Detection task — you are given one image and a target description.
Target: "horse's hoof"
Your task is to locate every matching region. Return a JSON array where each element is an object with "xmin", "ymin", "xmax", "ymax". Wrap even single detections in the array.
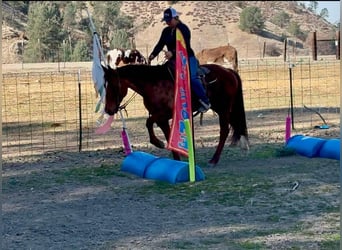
[
  {"xmin": 155, "ymin": 144, "xmax": 165, "ymax": 149},
  {"xmin": 240, "ymin": 136, "xmax": 250, "ymax": 150},
  {"xmin": 151, "ymin": 140, "xmax": 165, "ymax": 149},
  {"xmin": 207, "ymin": 161, "xmax": 217, "ymax": 168}
]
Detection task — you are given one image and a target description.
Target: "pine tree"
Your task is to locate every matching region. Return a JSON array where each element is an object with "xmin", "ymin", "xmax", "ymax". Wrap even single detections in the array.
[
  {"xmin": 24, "ymin": 2, "xmax": 65, "ymax": 62},
  {"xmin": 72, "ymin": 40, "xmax": 90, "ymax": 62},
  {"xmin": 239, "ymin": 6, "xmax": 265, "ymax": 34},
  {"xmin": 91, "ymin": 2, "xmax": 134, "ymax": 49},
  {"xmin": 62, "ymin": 2, "xmax": 79, "ymax": 61},
  {"xmin": 272, "ymin": 11, "xmax": 290, "ymax": 29}
]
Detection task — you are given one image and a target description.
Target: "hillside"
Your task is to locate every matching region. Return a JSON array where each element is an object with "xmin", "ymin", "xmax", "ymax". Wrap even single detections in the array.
[
  {"xmin": 121, "ymin": 1, "xmax": 337, "ymax": 59},
  {"xmin": 2, "ymin": 1, "xmax": 338, "ymax": 63}
]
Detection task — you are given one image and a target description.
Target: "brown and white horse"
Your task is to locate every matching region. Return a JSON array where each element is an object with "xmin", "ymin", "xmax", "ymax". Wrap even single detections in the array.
[
  {"xmin": 106, "ymin": 48, "xmax": 147, "ymax": 68},
  {"xmin": 106, "ymin": 48, "xmax": 125, "ymax": 69},
  {"xmin": 123, "ymin": 49, "xmax": 147, "ymax": 64}
]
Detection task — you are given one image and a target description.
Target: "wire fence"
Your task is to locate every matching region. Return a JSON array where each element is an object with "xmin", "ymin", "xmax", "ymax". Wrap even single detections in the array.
[{"xmin": 2, "ymin": 57, "xmax": 340, "ymax": 159}]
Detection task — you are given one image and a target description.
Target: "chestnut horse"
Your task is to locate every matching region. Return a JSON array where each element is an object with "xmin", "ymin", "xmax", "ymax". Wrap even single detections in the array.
[
  {"xmin": 196, "ymin": 44, "xmax": 239, "ymax": 72},
  {"xmin": 102, "ymin": 63, "xmax": 249, "ymax": 166}
]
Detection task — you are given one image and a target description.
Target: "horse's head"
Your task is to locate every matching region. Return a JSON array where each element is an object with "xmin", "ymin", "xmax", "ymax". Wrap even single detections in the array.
[
  {"xmin": 132, "ymin": 49, "xmax": 147, "ymax": 64},
  {"xmin": 122, "ymin": 49, "xmax": 131, "ymax": 63},
  {"xmin": 102, "ymin": 65, "xmax": 128, "ymax": 116},
  {"xmin": 106, "ymin": 48, "xmax": 125, "ymax": 69},
  {"xmin": 116, "ymin": 49, "xmax": 125, "ymax": 65},
  {"xmin": 122, "ymin": 49, "xmax": 147, "ymax": 64}
]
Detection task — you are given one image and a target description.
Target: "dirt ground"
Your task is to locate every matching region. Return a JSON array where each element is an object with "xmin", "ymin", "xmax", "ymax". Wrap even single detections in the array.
[{"xmin": 2, "ymin": 121, "xmax": 340, "ymax": 249}]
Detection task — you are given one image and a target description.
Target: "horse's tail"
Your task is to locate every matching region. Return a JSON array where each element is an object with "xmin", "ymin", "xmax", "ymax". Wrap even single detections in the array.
[{"xmin": 230, "ymin": 70, "xmax": 248, "ymax": 148}]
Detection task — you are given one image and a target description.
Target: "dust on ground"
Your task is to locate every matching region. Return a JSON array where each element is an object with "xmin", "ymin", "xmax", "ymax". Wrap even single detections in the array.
[{"xmin": 2, "ymin": 124, "xmax": 340, "ymax": 249}]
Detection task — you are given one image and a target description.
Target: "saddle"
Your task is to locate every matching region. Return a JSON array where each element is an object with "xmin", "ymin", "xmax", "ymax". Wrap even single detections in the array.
[
  {"xmin": 197, "ymin": 66, "xmax": 217, "ymax": 87},
  {"xmin": 164, "ymin": 61, "xmax": 215, "ymax": 118},
  {"xmin": 165, "ymin": 61, "xmax": 216, "ymax": 88}
]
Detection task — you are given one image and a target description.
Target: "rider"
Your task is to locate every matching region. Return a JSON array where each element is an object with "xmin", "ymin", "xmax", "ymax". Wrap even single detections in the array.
[{"xmin": 147, "ymin": 7, "xmax": 211, "ymax": 113}]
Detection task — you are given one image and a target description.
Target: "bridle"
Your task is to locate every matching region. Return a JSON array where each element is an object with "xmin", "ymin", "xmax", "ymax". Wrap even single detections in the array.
[
  {"xmin": 108, "ymin": 69, "xmax": 137, "ymax": 116},
  {"xmin": 118, "ymin": 91, "xmax": 137, "ymax": 115}
]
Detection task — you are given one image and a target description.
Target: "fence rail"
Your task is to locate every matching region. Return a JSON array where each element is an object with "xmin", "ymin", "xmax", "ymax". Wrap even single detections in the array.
[{"xmin": 2, "ymin": 57, "xmax": 340, "ymax": 159}]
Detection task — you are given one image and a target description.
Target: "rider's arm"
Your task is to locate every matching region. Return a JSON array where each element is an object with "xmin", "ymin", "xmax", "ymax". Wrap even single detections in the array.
[{"xmin": 148, "ymin": 28, "xmax": 169, "ymax": 61}]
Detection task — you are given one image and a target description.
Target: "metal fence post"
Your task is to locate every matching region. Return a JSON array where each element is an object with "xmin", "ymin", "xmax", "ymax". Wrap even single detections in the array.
[
  {"xmin": 289, "ymin": 63, "xmax": 295, "ymax": 130},
  {"xmin": 78, "ymin": 69, "xmax": 82, "ymax": 152}
]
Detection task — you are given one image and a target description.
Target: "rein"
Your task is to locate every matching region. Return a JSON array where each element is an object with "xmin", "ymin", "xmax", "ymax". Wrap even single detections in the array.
[
  {"xmin": 117, "ymin": 91, "xmax": 136, "ymax": 123},
  {"xmin": 115, "ymin": 69, "xmax": 138, "ymax": 115},
  {"xmin": 119, "ymin": 91, "xmax": 137, "ymax": 110},
  {"xmin": 167, "ymin": 65, "xmax": 175, "ymax": 82}
]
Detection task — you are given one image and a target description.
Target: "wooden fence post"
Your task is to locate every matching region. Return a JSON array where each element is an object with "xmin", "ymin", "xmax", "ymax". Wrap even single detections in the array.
[
  {"xmin": 283, "ymin": 39, "xmax": 287, "ymax": 62},
  {"xmin": 336, "ymin": 30, "xmax": 340, "ymax": 60},
  {"xmin": 312, "ymin": 31, "xmax": 317, "ymax": 61}
]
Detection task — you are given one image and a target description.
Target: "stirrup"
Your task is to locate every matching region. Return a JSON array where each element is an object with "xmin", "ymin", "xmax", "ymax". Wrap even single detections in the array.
[{"xmin": 198, "ymin": 99, "xmax": 211, "ymax": 113}]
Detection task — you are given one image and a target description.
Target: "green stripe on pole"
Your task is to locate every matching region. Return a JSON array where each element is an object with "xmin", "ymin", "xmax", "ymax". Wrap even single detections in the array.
[{"xmin": 184, "ymin": 119, "xmax": 195, "ymax": 182}]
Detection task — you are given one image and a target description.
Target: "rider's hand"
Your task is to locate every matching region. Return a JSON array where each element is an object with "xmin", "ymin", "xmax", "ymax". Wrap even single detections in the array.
[{"xmin": 164, "ymin": 51, "xmax": 173, "ymax": 60}]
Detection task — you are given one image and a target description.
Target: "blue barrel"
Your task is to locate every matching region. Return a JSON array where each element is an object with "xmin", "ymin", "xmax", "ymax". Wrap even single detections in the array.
[
  {"xmin": 286, "ymin": 135, "xmax": 327, "ymax": 158},
  {"xmin": 121, "ymin": 151, "xmax": 205, "ymax": 183},
  {"xmin": 121, "ymin": 151, "xmax": 157, "ymax": 178},
  {"xmin": 318, "ymin": 139, "xmax": 340, "ymax": 160},
  {"xmin": 143, "ymin": 157, "xmax": 205, "ymax": 183}
]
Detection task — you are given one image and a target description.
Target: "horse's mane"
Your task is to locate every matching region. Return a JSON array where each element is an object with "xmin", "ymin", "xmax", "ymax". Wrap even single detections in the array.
[{"xmin": 116, "ymin": 64, "xmax": 173, "ymax": 82}]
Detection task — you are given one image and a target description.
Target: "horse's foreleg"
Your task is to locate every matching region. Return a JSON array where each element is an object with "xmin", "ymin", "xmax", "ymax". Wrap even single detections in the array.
[
  {"xmin": 209, "ymin": 114, "xmax": 230, "ymax": 166},
  {"xmin": 156, "ymin": 120, "xmax": 181, "ymax": 161},
  {"xmin": 171, "ymin": 150, "xmax": 181, "ymax": 161},
  {"xmin": 146, "ymin": 116, "xmax": 165, "ymax": 148}
]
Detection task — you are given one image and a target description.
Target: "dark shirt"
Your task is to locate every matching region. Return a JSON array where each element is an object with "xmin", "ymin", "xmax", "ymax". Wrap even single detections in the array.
[{"xmin": 149, "ymin": 21, "xmax": 195, "ymax": 61}]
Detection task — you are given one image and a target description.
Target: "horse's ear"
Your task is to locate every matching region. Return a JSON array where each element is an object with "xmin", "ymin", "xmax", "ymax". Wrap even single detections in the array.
[
  {"xmin": 102, "ymin": 64, "xmax": 114, "ymax": 71},
  {"xmin": 102, "ymin": 65, "xmax": 116, "ymax": 74},
  {"xmin": 102, "ymin": 65, "xmax": 108, "ymax": 73}
]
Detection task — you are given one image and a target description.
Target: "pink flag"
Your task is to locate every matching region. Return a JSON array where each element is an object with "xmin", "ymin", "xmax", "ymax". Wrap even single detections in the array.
[
  {"xmin": 95, "ymin": 115, "xmax": 114, "ymax": 134},
  {"xmin": 167, "ymin": 29, "xmax": 193, "ymax": 157}
]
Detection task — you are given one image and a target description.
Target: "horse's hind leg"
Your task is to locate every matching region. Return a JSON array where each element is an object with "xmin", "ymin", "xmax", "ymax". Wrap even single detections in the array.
[
  {"xmin": 146, "ymin": 116, "xmax": 164, "ymax": 148},
  {"xmin": 209, "ymin": 113, "xmax": 230, "ymax": 166}
]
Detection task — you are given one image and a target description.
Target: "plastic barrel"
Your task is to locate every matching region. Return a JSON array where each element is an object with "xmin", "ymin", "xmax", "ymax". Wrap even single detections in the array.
[
  {"xmin": 143, "ymin": 157, "xmax": 205, "ymax": 184},
  {"xmin": 121, "ymin": 151, "xmax": 205, "ymax": 183},
  {"xmin": 121, "ymin": 151, "xmax": 157, "ymax": 177},
  {"xmin": 318, "ymin": 139, "xmax": 340, "ymax": 160},
  {"xmin": 286, "ymin": 135, "xmax": 327, "ymax": 158}
]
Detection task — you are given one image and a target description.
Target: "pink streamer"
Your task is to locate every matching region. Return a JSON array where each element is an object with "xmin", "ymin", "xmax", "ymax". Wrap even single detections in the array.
[
  {"xmin": 121, "ymin": 128, "xmax": 132, "ymax": 155},
  {"xmin": 95, "ymin": 115, "xmax": 114, "ymax": 134}
]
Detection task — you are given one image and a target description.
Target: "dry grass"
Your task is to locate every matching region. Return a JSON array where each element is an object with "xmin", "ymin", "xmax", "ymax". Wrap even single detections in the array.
[{"xmin": 3, "ymin": 58, "xmax": 340, "ymax": 115}]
